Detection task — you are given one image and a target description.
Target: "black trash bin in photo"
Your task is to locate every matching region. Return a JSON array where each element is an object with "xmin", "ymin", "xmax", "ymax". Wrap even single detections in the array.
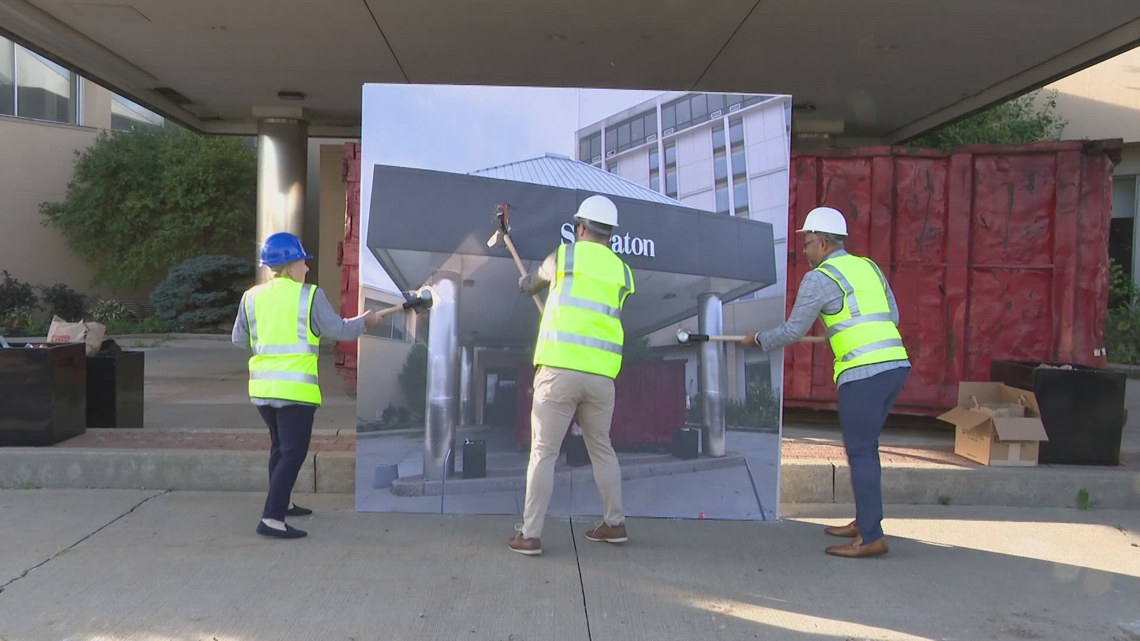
[
  {"xmin": 565, "ymin": 432, "xmax": 591, "ymax": 467},
  {"xmin": 672, "ymin": 426, "xmax": 700, "ymax": 460},
  {"xmin": 462, "ymin": 438, "xmax": 486, "ymax": 479},
  {"xmin": 989, "ymin": 360, "xmax": 1126, "ymax": 466}
]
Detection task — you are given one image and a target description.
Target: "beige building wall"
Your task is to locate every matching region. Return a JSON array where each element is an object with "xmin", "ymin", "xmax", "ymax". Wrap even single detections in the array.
[
  {"xmin": 1048, "ymin": 48, "xmax": 1140, "ymax": 282},
  {"xmin": 0, "ymin": 79, "xmax": 128, "ymax": 302}
]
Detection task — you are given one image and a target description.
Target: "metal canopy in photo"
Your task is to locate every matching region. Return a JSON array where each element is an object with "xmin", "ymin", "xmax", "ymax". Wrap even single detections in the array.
[{"xmin": 367, "ymin": 163, "xmax": 777, "ymax": 347}]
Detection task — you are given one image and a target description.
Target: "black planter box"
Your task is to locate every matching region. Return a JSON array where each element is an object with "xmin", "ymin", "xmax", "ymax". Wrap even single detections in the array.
[
  {"xmin": 86, "ymin": 351, "xmax": 145, "ymax": 428},
  {"xmin": 989, "ymin": 360, "xmax": 1125, "ymax": 466},
  {"xmin": 0, "ymin": 342, "xmax": 86, "ymax": 446}
]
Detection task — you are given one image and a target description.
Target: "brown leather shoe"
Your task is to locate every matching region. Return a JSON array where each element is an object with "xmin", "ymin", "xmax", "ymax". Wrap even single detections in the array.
[
  {"xmin": 585, "ymin": 522, "xmax": 628, "ymax": 543},
  {"xmin": 825, "ymin": 535, "xmax": 889, "ymax": 558},
  {"xmin": 508, "ymin": 531, "xmax": 542, "ymax": 556},
  {"xmin": 824, "ymin": 519, "xmax": 859, "ymax": 538}
]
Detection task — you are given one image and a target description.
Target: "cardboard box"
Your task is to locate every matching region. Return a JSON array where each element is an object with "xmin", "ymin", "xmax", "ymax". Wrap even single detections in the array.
[{"xmin": 937, "ymin": 382, "xmax": 1049, "ymax": 467}]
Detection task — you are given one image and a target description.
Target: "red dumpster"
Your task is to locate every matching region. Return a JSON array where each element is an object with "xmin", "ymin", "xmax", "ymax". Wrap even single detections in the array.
[{"xmin": 785, "ymin": 140, "xmax": 1121, "ymax": 415}]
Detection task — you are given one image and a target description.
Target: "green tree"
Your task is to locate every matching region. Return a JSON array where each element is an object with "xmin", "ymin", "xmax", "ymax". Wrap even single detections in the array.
[
  {"xmin": 905, "ymin": 90, "xmax": 1067, "ymax": 150},
  {"xmin": 40, "ymin": 127, "xmax": 256, "ymax": 289}
]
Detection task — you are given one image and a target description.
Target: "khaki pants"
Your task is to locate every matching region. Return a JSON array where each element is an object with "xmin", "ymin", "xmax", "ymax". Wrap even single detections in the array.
[{"xmin": 522, "ymin": 366, "xmax": 624, "ymax": 538}]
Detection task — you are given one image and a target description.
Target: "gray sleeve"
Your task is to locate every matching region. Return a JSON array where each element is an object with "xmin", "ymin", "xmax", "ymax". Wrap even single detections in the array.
[
  {"xmin": 309, "ymin": 288, "xmax": 366, "ymax": 342},
  {"xmin": 231, "ymin": 292, "xmax": 252, "ymax": 351},
  {"xmin": 521, "ymin": 251, "xmax": 558, "ymax": 296},
  {"xmin": 755, "ymin": 271, "xmax": 842, "ymax": 351}
]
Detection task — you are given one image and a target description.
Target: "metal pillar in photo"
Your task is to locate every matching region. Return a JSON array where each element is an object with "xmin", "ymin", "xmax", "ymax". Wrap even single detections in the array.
[
  {"xmin": 459, "ymin": 344, "xmax": 474, "ymax": 426},
  {"xmin": 255, "ymin": 116, "xmax": 308, "ymax": 283},
  {"xmin": 698, "ymin": 293, "xmax": 728, "ymax": 457},
  {"xmin": 422, "ymin": 274, "xmax": 460, "ymax": 481}
]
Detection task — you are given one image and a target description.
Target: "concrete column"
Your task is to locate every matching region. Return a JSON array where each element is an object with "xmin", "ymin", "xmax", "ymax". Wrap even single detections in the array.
[
  {"xmin": 459, "ymin": 344, "xmax": 474, "ymax": 426},
  {"xmin": 698, "ymin": 293, "xmax": 728, "ymax": 457},
  {"xmin": 256, "ymin": 117, "xmax": 308, "ymax": 282},
  {"xmin": 422, "ymin": 274, "xmax": 459, "ymax": 481}
]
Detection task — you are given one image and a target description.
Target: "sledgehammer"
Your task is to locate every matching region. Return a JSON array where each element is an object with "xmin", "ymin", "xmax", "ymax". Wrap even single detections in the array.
[
  {"xmin": 369, "ymin": 291, "xmax": 434, "ymax": 321},
  {"xmin": 486, "ymin": 203, "xmax": 544, "ymax": 314},
  {"xmin": 675, "ymin": 328, "xmax": 826, "ymax": 344}
]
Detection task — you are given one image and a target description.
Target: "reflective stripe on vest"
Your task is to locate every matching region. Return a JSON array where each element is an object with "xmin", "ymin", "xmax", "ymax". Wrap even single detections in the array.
[
  {"xmin": 815, "ymin": 254, "xmax": 908, "ymax": 383},
  {"xmin": 246, "ymin": 279, "xmax": 322, "ymax": 405},
  {"xmin": 533, "ymin": 241, "xmax": 634, "ymax": 379}
]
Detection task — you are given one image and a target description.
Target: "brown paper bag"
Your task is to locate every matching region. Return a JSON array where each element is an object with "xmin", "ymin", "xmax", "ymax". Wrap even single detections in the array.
[{"xmin": 47, "ymin": 315, "xmax": 107, "ymax": 356}]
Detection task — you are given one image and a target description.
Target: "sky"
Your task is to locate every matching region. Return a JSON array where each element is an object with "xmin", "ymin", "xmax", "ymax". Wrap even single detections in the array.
[{"xmin": 358, "ymin": 84, "xmax": 666, "ymax": 290}]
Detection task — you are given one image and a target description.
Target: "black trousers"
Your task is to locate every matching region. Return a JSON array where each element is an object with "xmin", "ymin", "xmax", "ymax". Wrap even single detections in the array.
[{"xmin": 257, "ymin": 404, "xmax": 316, "ymax": 520}]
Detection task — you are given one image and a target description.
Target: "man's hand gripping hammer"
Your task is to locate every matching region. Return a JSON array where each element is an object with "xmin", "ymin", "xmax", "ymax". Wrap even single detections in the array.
[{"xmin": 486, "ymin": 203, "xmax": 544, "ymax": 314}]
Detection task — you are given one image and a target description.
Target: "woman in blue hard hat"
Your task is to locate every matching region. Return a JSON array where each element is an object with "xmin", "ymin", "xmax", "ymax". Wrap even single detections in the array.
[{"xmin": 232, "ymin": 232, "xmax": 380, "ymax": 539}]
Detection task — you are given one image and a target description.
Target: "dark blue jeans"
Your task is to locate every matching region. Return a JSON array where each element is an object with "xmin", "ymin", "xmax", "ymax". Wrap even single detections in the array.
[
  {"xmin": 837, "ymin": 367, "xmax": 910, "ymax": 544},
  {"xmin": 257, "ymin": 404, "xmax": 316, "ymax": 520}
]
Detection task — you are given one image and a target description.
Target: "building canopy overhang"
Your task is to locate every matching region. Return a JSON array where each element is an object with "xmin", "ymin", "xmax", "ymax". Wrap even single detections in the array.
[
  {"xmin": 367, "ymin": 165, "xmax": 776, "ymax": 346},
  {"xmin": 0, "ymin": 1, "xmax": 1137, "ymax": 141}
]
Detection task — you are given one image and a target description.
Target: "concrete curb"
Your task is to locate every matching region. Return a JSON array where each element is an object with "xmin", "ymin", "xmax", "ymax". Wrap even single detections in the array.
[
  {"xmin": 2, "ymin": 449, "xmax": 1136, "ymax": 509},
  {"xmin": 390, "ymin": 453, "xmax": 746, "ymax": 496}
]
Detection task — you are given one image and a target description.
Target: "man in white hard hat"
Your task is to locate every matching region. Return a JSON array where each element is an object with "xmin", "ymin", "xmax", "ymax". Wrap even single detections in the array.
[
  {"xmin": 742, "ymin": 206, "xmax": 910, "ymax": 558},
  {"xmin": 508, "ymin": 194, "xmax": 635, "ymax": 556}
]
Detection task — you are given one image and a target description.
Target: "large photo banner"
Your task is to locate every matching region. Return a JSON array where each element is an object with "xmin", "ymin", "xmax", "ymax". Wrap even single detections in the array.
[{"xmin": 355, "ymin": 84, "xmax": 792, "ymax": 521}]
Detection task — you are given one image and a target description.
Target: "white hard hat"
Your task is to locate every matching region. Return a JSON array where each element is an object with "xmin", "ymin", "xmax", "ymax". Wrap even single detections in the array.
[
  {"xmin": 574, "ymin": 195, "xmax": 619, "ymax": 228},
  {"xmin": 797, "ymin": 206, "xmax": 847, "ymax": 236}
]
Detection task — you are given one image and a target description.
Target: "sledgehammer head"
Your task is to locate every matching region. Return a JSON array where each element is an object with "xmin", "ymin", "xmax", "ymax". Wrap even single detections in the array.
[
  {"xmin": 676, "ymin": 328, "xmax": 710, "ymax": 344},
  {"xmin": 402, "ymin": 290, "xmax": 434, "ymax": 312}
]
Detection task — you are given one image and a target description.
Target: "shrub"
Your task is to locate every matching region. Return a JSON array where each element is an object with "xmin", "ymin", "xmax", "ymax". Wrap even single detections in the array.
[
  {"xmin": 88, "ymin": 299, "xmax": 136, "ymax": 324},
  {"xmin": 40, "ymin": 127, "xmax": 257, "ymax": 289},
  {"xmin": 1, "ymin": 306, "xmax": 35, "ymax": 329},
  {"xmin": 102, "ymin": 316, "xmax": 173, "ymax": 335},
  {"xmin": 1105, "ymin": 259, "xmax": 1140, "ymax": 365},
  {"xmin": 39, "ymin": 283, "xmax": 88, "ymax": 321},
  {"xmin": 150, "ymin": 255, "xmax": 253, "ymax": 330},
  {"xmin": 688, "ymin": 382, "xmax": 782, "ymax": 432},
  {"xmin": 0, "ymin": 271, "xmax": 37, "ymax": 317}
]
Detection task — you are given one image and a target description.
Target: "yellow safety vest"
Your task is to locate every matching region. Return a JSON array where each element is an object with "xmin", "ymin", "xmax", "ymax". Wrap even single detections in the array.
[
  {"xmin": 244, "ymin": 278, "xmax": 322, "ymax": 405},
  {"xmin": 815, "ymin": 253, "xmax": 908, "ymax": 383},
  {"xmin": 534, "ymin": 241, "xmax": 635, "ymax": 379}
]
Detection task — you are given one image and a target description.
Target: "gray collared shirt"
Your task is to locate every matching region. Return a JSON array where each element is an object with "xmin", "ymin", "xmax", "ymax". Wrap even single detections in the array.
[
  {"xmin": 232, "ymin": 283, "xmax": 366, "ymax": 406},
  {"xmin": 755, "ymin": 249, "xmax": 910, "ymax": 386}
]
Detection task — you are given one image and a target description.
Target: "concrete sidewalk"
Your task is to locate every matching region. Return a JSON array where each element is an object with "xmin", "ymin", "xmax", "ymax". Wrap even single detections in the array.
[
  {"xmin": 0, "ymin": 337, "xmax": 1138, "ymax": 511},
  {"xmin": 0, "ymin": 489, "xmax": 1137, "ymax": 641}
]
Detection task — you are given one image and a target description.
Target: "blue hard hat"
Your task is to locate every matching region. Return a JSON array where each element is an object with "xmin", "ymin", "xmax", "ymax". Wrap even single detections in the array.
[{"xmin": 260, "ymin": 232, "xmax": 313, "ymax": 267}]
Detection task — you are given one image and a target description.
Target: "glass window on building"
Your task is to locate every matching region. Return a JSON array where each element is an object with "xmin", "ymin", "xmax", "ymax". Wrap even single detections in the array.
[
  {"xmin": 617, "ymin": 122, "xmax": 630, "ymax": 149},
  {"xmin": 0, "ymin": 41, "xmax": 14, "ymax": 116},
  {"xmin": 363, "ymin": 299, "xmax": 408, "ymax": 341},
  {"xmin": 642, "ymin": 112, "xmax": 657, "ymax": 142},
  {"xmin": 1111, "ymin": 175, "xmax": 1137, "ymax": 281},
  {"xmin": 691, "ymin": 94, "xmax": 708, "ymax": 121},
  {"xmin": 111, "ymin": 94, "xmax": 164, "ymax": 131},
  {"xmin": 715, "ymin": 185, "xmax": 730, "ymax": 215},
  {"xmin": 649, "ymin": 146, "xmax": 660, "ymax": 193},
  {"xmin": 712, "ymin": 123, "xmax": 729, "ymax": 214},
  {"xmin": 664, "ymin": 141, "xmax": 678, "ymax": 198},
  {"xmin": 733, "ymin": 178, "xmax": 749, "ymax": 216},
  {"xmin": 707, "ymin": 93, "xmax": 725, "ymax": 118},
  {"xmin": 15, "ymin": 47, "xmax": 77, "ymax": 124},
  {"xmin": 729, "ymin": 116, "xmax": 748, "ymax": 216},
  {"xmin": 662, "ymin": 104, "xmax": 676, "ymax": 132}
]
